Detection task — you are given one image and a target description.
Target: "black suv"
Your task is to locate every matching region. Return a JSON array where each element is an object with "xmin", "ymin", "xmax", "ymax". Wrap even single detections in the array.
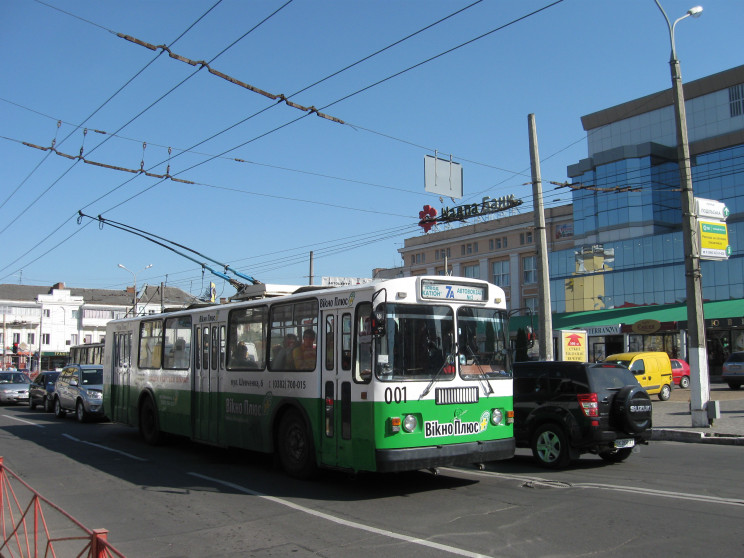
[{"xmin": 513, "ymin": 361, "xmax": 652, "ymax": 468}]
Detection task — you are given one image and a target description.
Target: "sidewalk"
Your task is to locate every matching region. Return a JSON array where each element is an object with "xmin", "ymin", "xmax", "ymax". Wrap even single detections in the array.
[{"xmin": 651, "ymin": 383, "xmax": 744, "ymax": 445}]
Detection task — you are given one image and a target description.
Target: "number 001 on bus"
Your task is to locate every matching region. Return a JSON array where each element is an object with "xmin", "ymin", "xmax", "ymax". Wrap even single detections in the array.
[{"xmin": 103, "ymin": 276, "xmax": 515, "ymax": 477}]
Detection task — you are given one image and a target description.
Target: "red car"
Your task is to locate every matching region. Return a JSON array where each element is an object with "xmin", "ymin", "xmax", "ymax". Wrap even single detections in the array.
[{"xmin": 671, "ymin": 359, "xmax": 690, "ymax": 388}]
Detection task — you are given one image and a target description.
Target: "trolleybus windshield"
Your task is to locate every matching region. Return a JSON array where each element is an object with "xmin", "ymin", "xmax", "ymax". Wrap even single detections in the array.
[
  {"xmin": 457, "ymin": 306, "xmax": 510, "ymax": 379},
  {"xmin": 374, "ymin": 304, "xmax": 454, "ymax": 381}
]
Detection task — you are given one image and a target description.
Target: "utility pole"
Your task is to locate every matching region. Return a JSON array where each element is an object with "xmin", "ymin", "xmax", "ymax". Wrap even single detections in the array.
[
  {"xmin": 528, "ymin": 113, "xmax": 553, "ymax": 360},
  {"xmin": 655, "ymin": 1, "xmax": 709, "ymax": 427},
  {"xmin": 309, "ymin": 251, "xmax": 314, "ymax": 285}
]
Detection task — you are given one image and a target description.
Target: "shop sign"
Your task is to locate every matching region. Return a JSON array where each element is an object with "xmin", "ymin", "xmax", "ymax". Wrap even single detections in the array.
[
  {"xmin": 632, "ymin": 319, "xmax": 661, "ymax": 334},
  {"xmin": 585, "ymin": 325, "xmax": 621, "ymax": 336},
  {"xmin": 699, "ymin": 220, "xmax": 731, "ymax": 260},
  {"xmin": 695, "ymin": 197, "xmax": 729, "ymax": 221}
]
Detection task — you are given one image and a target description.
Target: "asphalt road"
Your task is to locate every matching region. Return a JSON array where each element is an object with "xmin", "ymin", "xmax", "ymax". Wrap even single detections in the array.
[{"xmin": 1, "ymin": 405, "xmax": 743, "ymax": 558}]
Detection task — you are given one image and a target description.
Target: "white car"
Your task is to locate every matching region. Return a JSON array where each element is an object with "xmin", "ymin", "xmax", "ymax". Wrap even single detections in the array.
[{"xmin": 0, "ymin": 371, "xmax": 31, "ymax": 405}]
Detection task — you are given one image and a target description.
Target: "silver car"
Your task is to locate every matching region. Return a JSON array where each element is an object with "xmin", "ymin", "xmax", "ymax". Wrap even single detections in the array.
[
  {"xmin": 0, "ymin": 371, "xmax": 31, "ymax": 405},
  {"xmin": 721, "ymin": 351, "xmax": 744, "ymax": 390},
  {"xmin": 53, "ymin": 364, "xmax": 105, "ymax": 422}
]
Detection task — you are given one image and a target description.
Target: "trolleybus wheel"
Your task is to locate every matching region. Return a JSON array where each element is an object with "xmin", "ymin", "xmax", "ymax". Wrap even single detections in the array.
[
  {"xmin": 277, "ymin": 409, "xmax": 317, "ymax": 479},
  {"xmin": 139, "ymin": 395, "xmax": 163, "ymax": 445}
]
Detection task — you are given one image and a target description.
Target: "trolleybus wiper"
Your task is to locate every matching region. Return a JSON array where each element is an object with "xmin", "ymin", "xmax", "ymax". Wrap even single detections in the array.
[
  {"xmin": 420, "ymin": 347, "xmax": 456, "ymax": 399},
  {"xmin": 464, "ymin": 343, "xmax": 494, "ymax": 396}
]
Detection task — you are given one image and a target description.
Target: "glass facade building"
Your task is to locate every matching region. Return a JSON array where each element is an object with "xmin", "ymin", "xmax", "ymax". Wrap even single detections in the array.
[{"xmin": 555, "ymin": 66, "xmax": 744, "ymax": 315}]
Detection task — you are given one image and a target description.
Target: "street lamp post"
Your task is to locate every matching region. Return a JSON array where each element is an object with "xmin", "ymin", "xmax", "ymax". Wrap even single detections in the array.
[
  {"xmin": 118, "ymin": 264, "xmax": 153, "ymax": 318},
  {"xmin": 654, "ymin": 1, "xmax": 709, "ymax": 427}
]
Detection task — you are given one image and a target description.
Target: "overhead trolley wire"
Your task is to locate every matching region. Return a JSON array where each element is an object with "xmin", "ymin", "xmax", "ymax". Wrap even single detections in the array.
[
  {"xmin": 0, "ymin": 1, "xmax": 287, "ymax": 280},
  {"xmin": 1, "ymin": 0, "xmax": 225, "ymax": 217}
]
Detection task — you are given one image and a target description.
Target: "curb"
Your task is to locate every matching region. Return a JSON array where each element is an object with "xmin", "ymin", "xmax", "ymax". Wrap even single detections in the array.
[{"xmin": 651, "ymin": 428, "xmax": 744, "ymax": 445}]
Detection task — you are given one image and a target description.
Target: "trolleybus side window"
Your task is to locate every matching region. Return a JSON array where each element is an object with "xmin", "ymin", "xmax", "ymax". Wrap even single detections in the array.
[
  {"xmin": 269, "ymin": 299, "xmax": 318, "ymax": 372},
  {"xmin": 227, "ymin": 306, "xmax": 267, "ymax": 371},
  {"xmin": 163, "ymin": 316, "xmax": 192, "ymax": 370},
  {"xmin": 325, "ymin": 315, "xmax": 334, "ymax": 370},
  {"xmin": 194, "ymin": 326, "xmax": 201, "ymax": 370},
  {"xmin": 115, "ymin": 332, "xmax": 131, "ymax": 368},
  {"xmin": 211, "ymin": 326, "xmax": 219, "ymax": 371},
  {"xmin": 354, "ymin": 302, "xmax": 372, "ymax": 383},
  {"xmin": 220, "ymin": 325, "xmax": 226, "ymax": 369},
  {"xmin": 138, "ymin": 319, "xmax": 163, "ymax": 369},
  {"xmin": 202, "ymin": 326, "xmax": 210, "ymax": 370},
  {"xmin": 341, "ymin": 313, "xmax": 352, "ymax": 371}
]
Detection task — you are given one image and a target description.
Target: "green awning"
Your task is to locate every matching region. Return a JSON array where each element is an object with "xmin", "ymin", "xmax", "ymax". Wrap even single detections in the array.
[{"xmin": 509, "ymin": 298, "xmax": 744, "ymax": 333}]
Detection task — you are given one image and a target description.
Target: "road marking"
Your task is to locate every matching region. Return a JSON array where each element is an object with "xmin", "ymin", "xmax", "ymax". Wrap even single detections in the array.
[
  {"xmin": 1, "ymin": 413, "xmax": 44, "ymax": 427},
  {"xmin": 189, "ymin": 472, "xmax": 494, "ymax": 558},
  {"xmin": 573, "ymin": 482, "xmax": 744, "ymax": 507},
  {"xmin": 62, "ymin": 433, "xmax": 148, "ymax": 462},
  {"xmin": 446, "ymin": 468, "xmax": 744, "ymax": 508}
]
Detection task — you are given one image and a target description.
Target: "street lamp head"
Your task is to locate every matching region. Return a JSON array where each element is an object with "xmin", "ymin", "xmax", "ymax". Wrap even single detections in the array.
[
  {"xmin": 117, "ymin": 264, "xmax": 125, "ymax": 269},
  {"xmin": 145, "ymin": 264, "xmax": 153, "ymax": 270},
  {"xmin": 687, "ymin": 6, "xmax": 703, "ymax": 17}
]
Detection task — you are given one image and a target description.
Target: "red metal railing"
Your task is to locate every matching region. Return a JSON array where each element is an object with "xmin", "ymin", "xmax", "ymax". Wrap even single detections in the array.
[{"xmin": 0, "ymin": 457, "xmax": 126, "ymax": 558}]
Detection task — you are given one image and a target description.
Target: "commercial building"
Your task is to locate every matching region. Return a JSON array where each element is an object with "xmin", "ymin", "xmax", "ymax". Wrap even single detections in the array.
[
  {"xmin": 380, "ymin": 64, "xmax": 744, "ymax": 376},
  {"xmin": 0, "ymin": 282, "xmax": 194, "ymax": 371}
]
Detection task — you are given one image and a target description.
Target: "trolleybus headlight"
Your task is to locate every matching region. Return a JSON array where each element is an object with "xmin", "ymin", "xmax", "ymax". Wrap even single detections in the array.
[
  {"xmin": 403, "ymin": 414, "xmax": 417, "ymax": 433},
  {"xmin": 491, "ymin": 409, "xmax": 503, "ymax": 426}
]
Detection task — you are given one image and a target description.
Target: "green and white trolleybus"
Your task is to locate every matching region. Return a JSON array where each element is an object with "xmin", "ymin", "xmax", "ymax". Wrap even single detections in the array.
[{"xmin": 103, "ymin": 276, "xmax": 515, "ymax": 477}]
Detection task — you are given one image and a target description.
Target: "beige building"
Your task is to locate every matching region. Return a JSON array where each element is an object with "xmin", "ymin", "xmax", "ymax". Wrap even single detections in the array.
[{"xmin": 375, "ymin": 203, "xmax": 574, "ymax": 314}]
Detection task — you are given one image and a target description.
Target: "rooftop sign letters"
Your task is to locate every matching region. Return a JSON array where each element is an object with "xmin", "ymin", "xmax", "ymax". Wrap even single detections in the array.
[{"xmin": 418, "ymin": 195, "xmax": 522, "ymax": 232}]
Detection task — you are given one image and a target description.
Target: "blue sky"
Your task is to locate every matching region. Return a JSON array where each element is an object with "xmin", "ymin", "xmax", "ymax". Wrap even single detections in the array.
[{"xmin": 1, "ymin": 0, "xmax": 741, "ymax": 299}]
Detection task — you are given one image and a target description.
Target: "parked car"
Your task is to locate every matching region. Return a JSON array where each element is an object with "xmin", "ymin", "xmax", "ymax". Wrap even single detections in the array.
[
  {"xmin": 721, "ymin": 352, "xmax": 744, "ymax": 390},
  {"xmin": 53, "ymin": 364, "xmax": 105, "ymax": 422},
  {"xmin": 670, "ymin": 359, "xmax": 691, "ymax": 388},
  {"xmin": 513, "ymin": 361, "xmax": 652, "ymax": 468},
  {"xmin": 0, "ymin": 371, "xmax": 31, "ymax": 405},
  {"xmin": 28, "ymin": 371, "xmax": 61, "ymax": 412},
  {"xmin": 603, "ymin": 351, "xmax": 673, "ymax": 401}
]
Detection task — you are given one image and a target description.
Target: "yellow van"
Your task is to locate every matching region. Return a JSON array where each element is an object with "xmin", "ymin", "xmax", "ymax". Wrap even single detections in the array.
[{"xmin": 603, "ymin": 352, "xmax": 673, "ymax": 401}]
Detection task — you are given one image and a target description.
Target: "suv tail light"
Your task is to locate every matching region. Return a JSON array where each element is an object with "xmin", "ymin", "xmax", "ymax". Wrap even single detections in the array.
[{"xmin": 577, "ymin": 393, "xmax": 598, "ymax": 417}]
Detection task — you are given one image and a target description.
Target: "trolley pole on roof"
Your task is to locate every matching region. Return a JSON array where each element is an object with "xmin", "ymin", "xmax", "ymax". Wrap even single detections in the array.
[{"xmin": 528, "ymin": 113, "xmax": 553, "ymax": 361}]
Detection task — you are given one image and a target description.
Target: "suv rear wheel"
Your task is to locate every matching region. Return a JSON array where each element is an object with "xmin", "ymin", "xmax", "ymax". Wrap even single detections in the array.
[{"xmin": 531, "ymin": 423, "xmax": 571, "ymax": 469}]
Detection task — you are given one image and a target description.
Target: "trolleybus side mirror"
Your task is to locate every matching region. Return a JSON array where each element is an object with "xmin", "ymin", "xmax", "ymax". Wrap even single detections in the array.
[{"xmin": 371, "ymin": 309, "xmax": 386, "ymax": 337}]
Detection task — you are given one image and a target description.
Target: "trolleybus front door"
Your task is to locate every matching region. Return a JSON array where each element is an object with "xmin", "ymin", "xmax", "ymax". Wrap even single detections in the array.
[
  {"xmin": 193, "ymin": 322, "xmax": 225, "ymax": 444},
  {"xmin": 112, "ymin": 331, "xmax": 132, "ymax": 424},
  {"xmin": 320, "ymin": 311, "xmax": 354, "ymax": 469}
]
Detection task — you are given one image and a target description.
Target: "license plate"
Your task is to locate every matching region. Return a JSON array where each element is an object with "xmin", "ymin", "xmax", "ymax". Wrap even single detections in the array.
[{"xmin": 614, "ymin": 438, "xmax": 635, "ymax": 449}]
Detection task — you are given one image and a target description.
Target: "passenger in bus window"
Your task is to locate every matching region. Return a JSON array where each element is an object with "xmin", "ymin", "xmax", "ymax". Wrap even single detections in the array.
[
  {"xmin": 233, "ymin": 342, "xmax": 255, "ymax": 368},
  {"xmin": 272, "ymin": 333, "xmax": 298, "ymax": 370},
  {"xmin": 292, "ymin": 329, "xmax": 317, "ymax": 370}
]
